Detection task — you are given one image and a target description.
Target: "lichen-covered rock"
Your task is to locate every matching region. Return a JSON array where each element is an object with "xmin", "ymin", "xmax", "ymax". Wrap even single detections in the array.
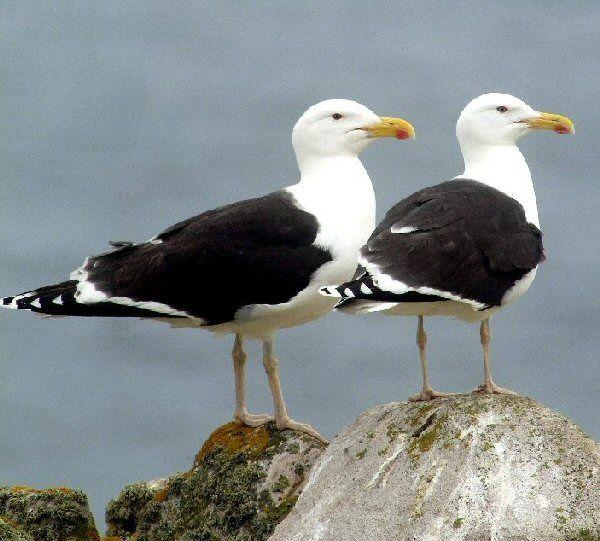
[
  {"xmin": 0, "ymin": 516, "xmax": 34, "ymax": 541},
  {"xmin": 271, "ymin": 394, "xmax": 600, "ymax": 541},
  {"xmin": 0, "ymin": 486, "xmax": 99, "ymax": 541},
  {"xmin": 106, "ymin": 421, "xmax": 325, "ymax": 540}
]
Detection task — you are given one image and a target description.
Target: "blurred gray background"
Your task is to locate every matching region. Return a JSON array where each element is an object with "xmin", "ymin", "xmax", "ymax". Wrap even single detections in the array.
[{"xmin": 1, "ymin": 1, "xmax": 598, "ymax": 529}]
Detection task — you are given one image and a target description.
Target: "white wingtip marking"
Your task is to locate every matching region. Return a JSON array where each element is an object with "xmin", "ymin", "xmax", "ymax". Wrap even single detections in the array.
[
  {"xmin": 52, "ymin": 296, "xmax": 64, "ymax": 305},
  {"xmin": 343, "ymin": 288, "xmax": 355, "ymax": 298},
  {"xmin": 31, "ymin": 299, "xmax": 42, "ymax": 308},
  {"xmin": 3, "ymin": 292, "xmax": 36, "ymax": 309},
  {"xmin": 319, "ymin": 287, "xmax": 340, "ymax": 298},
  {"xmin": 360, "ymin": 283, "xmax": 373, "ymax": 295}
]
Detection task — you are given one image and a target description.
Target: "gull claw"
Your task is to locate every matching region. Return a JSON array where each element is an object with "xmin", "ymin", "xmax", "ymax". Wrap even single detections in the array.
[
  {"xmin": 409, "ymin": 387, "xmax": 456, "ymax": 402},
  {"xmin": 473, "ymin": 380, "xmax": 518, "ymax": 395},
  {"xmin": 275, "ymin": 417, "xmax": 328, "ymax": 444},
  {"xmin": 234, "ymin": 411, "xmax": 274, "ymax": 427}
]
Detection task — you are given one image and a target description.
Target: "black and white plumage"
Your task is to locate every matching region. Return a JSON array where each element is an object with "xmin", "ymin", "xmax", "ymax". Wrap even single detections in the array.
[
  {"xmin": 322, "ymin": 93, "xmax": 574, "ymax": 400},
  {"xmin": 4, "ymin": 191, "xmax": 332, "ymax": 324},
  {"xmin": 324, "ymin": 179, "xmax": 545, "ymax": 313},
  {"xmin": 2, "ymin": 99, "xmax": 415, "ymax": 441}
]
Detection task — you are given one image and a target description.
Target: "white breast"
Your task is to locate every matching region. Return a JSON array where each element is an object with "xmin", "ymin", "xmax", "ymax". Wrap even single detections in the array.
[
  {"xmin": 217, "ymin": 157, "xmax": 376, "ymax": 339},
  {"xmin": 502, "ymin": 267, "xmax": 538, "ymax": 306}
]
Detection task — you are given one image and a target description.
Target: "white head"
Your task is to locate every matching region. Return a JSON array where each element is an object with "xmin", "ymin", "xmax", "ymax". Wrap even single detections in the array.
[
  {"xmin": 456, "ymin": 92, "xmax": 574, "ymax": 148},
  {"xmin": 292, "ymin": 99, "xmax": 414, "ymax": 167},
  {"xmin": 456, "ymin": 93, "xmax": 574, "ymax": 228}
]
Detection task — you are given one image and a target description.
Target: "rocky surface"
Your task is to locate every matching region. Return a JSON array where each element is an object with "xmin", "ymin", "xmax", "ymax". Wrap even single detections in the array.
[
  {"xmin": 0, "ymin": 516, "xmax": 34, "ymax": 541},
  {"xmin": 270, "ymin": 394, "xmax": 600, "ymax": 541},
  {"xmin": 105, "ymin": 421, "xmax": 326, "ymax": 541},
  {"xmin": 0, "ymin": 486, "xmax": 99, "ymax": 541}
]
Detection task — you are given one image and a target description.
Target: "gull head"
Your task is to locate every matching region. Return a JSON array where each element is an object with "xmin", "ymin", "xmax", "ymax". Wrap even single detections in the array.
[
  {"xmin": 456, "ymin": 93, "xmax": 574, "ymax": 147},
  {"xmin": 292, "ymin": 99, "xmax": 414, "ymax": 163}
]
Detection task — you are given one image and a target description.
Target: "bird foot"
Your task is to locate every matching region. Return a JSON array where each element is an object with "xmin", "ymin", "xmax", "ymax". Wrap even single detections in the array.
[
  {"xmin": 275, "ymin": 416, "xmax": 329, "ymax": 444},
  {"xmin": 473, "ymin": 380, "xmax": 518, "ymax": 395},
  {"xmin": 234, "ymin": 411, "xmax": 274, "ymax": 427},
  {"xmin": 409, "ymin": 387, "xmax": 455, "ymax": 402}
]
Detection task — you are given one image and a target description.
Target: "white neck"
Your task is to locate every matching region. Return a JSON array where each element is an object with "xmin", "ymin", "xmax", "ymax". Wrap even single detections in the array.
[
  {"xmin": 458, "ymin": 142, "xmax": 539, "ymax": 227},
  {"xmin": 287, "ymin": 154, "xmax": 376, "ymax": 253}
]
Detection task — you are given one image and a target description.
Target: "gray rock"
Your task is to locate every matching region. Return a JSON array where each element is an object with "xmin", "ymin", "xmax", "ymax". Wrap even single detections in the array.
[{"xmin": 270, "ymin": 394, "xmax": 600, "ymax": 541}]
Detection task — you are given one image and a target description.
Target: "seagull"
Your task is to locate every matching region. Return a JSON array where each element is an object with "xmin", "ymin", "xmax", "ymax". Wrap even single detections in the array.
[
  {"xmin": 1, "ymin": 99, "xmax": 415, "ymax": 441},
  {"xmin": 321, "ymin": 93, "xmax": 574, "ymax": 401}
]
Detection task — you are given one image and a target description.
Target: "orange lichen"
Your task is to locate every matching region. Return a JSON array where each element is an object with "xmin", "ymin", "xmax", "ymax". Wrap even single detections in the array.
[
  {"xmin": 8, "ymin": 485, "xmax": 74, "ymax": 495},
  {"xmin": 154, "ymin": 485, "xmax": 170, "ymax": 503},
  {"xmin": 86, "ymin": 527, "xmax": 101, "ymax": 541},
  {"xmin": 194, "ymin": 422, "xmax": 270, "ymax": 465},
  {"xmin": 8, "ymin": 486, "xmax": 38, "ymax": 494},
  {"xmin": 0, "ymin": 515, "xmax": 21, "ymax": 529}
]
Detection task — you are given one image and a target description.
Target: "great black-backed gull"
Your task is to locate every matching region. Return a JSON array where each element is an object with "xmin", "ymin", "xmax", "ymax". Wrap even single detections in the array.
[
  {"xmin": 321, "ymin": 93, "xmax": 573, "ymax": 401},
  {"xmin": 1, "ymin": 99, "xmax": 414, "ymax": 441}
]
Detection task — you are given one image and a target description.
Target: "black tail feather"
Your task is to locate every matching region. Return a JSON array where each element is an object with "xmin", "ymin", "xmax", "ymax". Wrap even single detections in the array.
[{"xmin": 1, "ymin": 280, "xmax": 183, "ymax": 319}]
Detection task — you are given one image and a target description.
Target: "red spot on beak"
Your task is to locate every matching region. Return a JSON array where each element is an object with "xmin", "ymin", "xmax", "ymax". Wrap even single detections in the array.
[
  {"xmin": 555, "ymin": 126, "xmax": 570, "ymax": 135},
  {"xmin": 396, "ymin": 130, "xmax": 410, "ymax": 140}
]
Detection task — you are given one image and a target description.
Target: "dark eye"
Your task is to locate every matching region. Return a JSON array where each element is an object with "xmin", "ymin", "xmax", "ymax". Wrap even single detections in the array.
[
  {"xmin": 496, "ymin": 106, "xmax": 508, "ymax": 113},
  {"xmin": 332, "ymin": 113, "xmax": 343, "ymax": 120}
]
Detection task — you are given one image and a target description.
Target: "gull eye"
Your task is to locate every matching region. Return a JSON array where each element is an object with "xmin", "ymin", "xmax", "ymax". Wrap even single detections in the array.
[
  {"xmin": 496, "ymin": 105, "xmax": 509, "ymax": 113},
  {"xmin": 332, "ymin": 113, "xmax": 343, "ymax": 120}
]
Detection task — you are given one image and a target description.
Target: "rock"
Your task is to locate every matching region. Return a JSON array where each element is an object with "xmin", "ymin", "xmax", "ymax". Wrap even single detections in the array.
[
  {"xmin": 270, "ymin": 394, "xmax": 600, "ymax": 541},
  {"xmin": 106, "ymin": 421, "xmax": 326, "ymax": 540},
  {"xmin": 0, "ymin": 516, "xmax": 34, "ymax": 541},
  {"xmin": 0, "ymin": 486, "xmax": 99, "ymax": 541}
]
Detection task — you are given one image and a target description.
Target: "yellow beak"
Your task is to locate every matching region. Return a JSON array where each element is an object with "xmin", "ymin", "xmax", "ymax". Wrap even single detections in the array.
[
  {"xmin": 525, "ymin": 112, "xmax": 575, "ymax": 135},
  {"xmin": 362, "ymin": 117, "xmax": 416, "ymax": 140}
]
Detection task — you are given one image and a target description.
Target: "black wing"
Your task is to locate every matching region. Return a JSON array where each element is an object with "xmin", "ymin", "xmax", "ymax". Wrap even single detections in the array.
[
  {"xmin": 85, "ymin": 190, "xmax": 332, "ymax": 324},
  {"xmin": 4, "ymin": 191, "xmax": 332, "ymax": 324},
  {"xmin": 329, "ymin": 179, "xmax": 544, "ymax": 309}
]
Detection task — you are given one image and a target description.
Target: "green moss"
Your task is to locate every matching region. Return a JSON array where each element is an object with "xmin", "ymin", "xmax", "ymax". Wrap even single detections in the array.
[
  {"xmin": 105, "ymin": 483, "xmax": 156, "ymax": 536},
  {"xmin": 356, "ymin": 449, "xmax": 367, "ymax": 460},
  {"xmin": 366, "ymin": 430, "xmax": 375, "ymax": 439},
  {"xmin": 407, "ymin": 414, "xmax": 449, "ymax": 462},
  {"xmin": 567, "ymin": 529, "xmax": 600, "ymax": 541},
  {"xmin": 0, "ymin": 487, "xmax": 98, "ymax": 541},
  {"xmin": 106, "ymin": 422, "xmax": 322, "ymax": 541},
  {"xmin": 293, "ymin": 464, "xmax": 305, "ymax": 476},
  {"xmin": 272, "ymin": 476, "xmax": 290, "ymax": 494},
  {"xmin": 378, "ymin": 447, "xmax": 389, "ymax": 457},
  {"xmin": 453, "ymin": 518, "xmax": 464, "ymax": 529},
  {"xmin": 262, "ymin": 495, "xmax": 298, "ymax": 524},
  {"xmin": 386, "ymin": 423, "xmax": 402, "ymax": 443},
  {"xmin": 286, "ymin": 443, "xmax": 300, "ymax": 454},
  {"xmin": 0, "ymin": 517, "xmax": 34, "ymax": 541}
]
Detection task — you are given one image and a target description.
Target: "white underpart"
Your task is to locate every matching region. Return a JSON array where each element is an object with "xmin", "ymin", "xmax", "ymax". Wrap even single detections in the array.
[
  {"xmin": 390, "ymin": 225, "xmax": 418, "ymax": 234},
  {"xmin": 502, "ymin": 267, "xmax": 537, "ymax": 305}
]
